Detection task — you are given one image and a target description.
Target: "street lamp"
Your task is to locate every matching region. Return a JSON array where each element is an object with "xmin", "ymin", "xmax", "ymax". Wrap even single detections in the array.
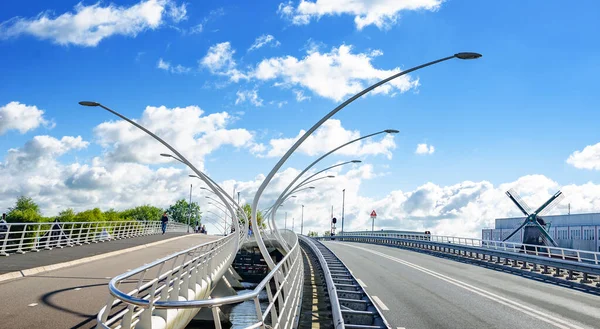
[{"xmin": 250, "ymin": 52, "xmax": 481, "ymax": 254}]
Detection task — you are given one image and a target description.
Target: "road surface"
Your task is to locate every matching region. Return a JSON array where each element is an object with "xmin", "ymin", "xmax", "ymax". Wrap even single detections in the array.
[
  {"xmin": 0, "ymin": 234, "xmax": 218, "ymax": 329},
  {"xmin": 324, "ymin": 241, "xmax": 600, "ymax": 329}
]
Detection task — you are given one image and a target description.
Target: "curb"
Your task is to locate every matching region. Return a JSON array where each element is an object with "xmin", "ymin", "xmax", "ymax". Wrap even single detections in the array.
[{"xmin": 0, "ymin": 234, "xmax": 191, "ymax": 283}]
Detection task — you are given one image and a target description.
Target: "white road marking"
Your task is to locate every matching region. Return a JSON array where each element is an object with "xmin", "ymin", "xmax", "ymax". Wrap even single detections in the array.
[
  {"xmin": 105, "ymin": 277, "xmax": 111, "ymax": 279},
  {"xmin": 349, "ymin": 269, "xmax": 353, "ymax": 274},
  {"xmin": 397, "ymin": 327, "xmax": 405, "ymax": 329},
  {"xmin": 356, "ymin": 278, "xmax": 367, "ymax": 287},
  {"xmin": 341, "ymin": 243, "xmax": 584, "ymax": 329},
  {"xmin": 28, "ymin": 303, "xmax": 37, "ymax": 307},
  {"xmin": 73, "ymin": 288, "xmax": 81, "ymax": 291},
  {"xmin": 371, "ymin": 296, "xmax": 389, "ymax": 311}
]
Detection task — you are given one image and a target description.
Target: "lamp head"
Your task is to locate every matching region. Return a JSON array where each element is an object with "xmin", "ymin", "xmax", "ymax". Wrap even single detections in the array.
[
  {"xmin": 308, "ymin": 186, "xmax": 315, "ymax": 189},
  {"xmin": 454, "ymin": 52, "xmax": 482, "ymax": 60},
  {"xmin": 188, "ymin": 174, "xmax": 199, "ymax": 178},
  {"xmin": 160, "ymin": 153, "xmax": 173, "ymax": 158},
  {"xmin": 327, "ymin": 175, "xmax": 335, "ymax": 178},
  {"xmin": 384, "ymin": 129, "xmax": 400, "ymax": 134},
  {"xmin": 78, "ymin": 101, "xmax": 100, "ymax": 107},
  {"xmin": 351, "ymin": 160, "xmax": 362, "ymax": 163},
  {"xmin": 290, "ymin": 196, "xmax": 297, "ymax": 198}
]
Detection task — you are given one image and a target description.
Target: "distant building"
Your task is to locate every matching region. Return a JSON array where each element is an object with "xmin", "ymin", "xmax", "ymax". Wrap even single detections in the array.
[{"xmin": 482, "ymin": 213, "xmax": 600, "ymax": 252}]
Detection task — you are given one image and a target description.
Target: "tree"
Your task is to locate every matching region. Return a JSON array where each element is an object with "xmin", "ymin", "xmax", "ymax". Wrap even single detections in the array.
[
  {"xmin": 240, "ymin": 203, "xmax": 266, "ymax": 229},
  {"xmin": 120, "ymin": 205, "xmax": 164, "ymax": 221},
  {"xmin": 6, "ymin": 196, "xmax": 43, "ymax": 223},
  {"xmin": 74, "ymin": 208, "xmax": 105, "ymax": 222},
  {"xmin": 167, "ymin": 199, "xmax": 201, "ymax": 225},
  {"xmin": 323, "ymin": 231, "xmax": 331, "ymax": 237},
  {"xmin": 307, "ymin": 231, "xmax": 318, "ymax": 237},
  {"xmin": 56, "ymin": 208, "xmax": 76, "ymax": 222}
]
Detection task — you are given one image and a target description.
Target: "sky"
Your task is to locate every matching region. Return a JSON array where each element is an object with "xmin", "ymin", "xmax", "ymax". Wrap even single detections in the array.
[{"xmin": 1, "ymin": 0, "xmax": 600, "ymax": 237}]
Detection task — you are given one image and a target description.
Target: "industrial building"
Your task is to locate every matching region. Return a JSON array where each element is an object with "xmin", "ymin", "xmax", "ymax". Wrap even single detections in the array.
[{"xmin": 482, "ymin": 212, "xmax": 600, "ymax": 252}]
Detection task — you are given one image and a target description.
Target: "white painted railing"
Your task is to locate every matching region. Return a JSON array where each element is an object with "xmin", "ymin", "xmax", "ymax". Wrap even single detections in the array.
[
  {"xmin": 96, "ymin": 230, "xmax": 303, "ymax": 329},
  {"xmin": 0, "ymin": 221, "xmax": 189, "ymax": 256},
  {"xmin": 336, "ymin": 231, "xmax": 600, "ymax": 264}
]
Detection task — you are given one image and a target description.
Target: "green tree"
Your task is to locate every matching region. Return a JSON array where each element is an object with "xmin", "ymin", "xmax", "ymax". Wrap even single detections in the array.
[
  {"xmin": 56, "ymin": 208, "xmax": 76, "ymax": 222},
  {"xmin": 239, "ymin": 203, "xmax": 266, "ymax": 229},
  {"xmin": 323, "ymin": 231, "xmax": 331, "ymax": 237},
  {"xmin": 307, "ymin": 231, "xmax": 318, "ymax": 237},
  {"xmin": 104, "ymin": 209, "xmax": 124, "ymax": 222},
  {"xmin": 73, "ymin": 208, "xmax": 105, "ymax": 222},
  {"xmin": 167, "ymin": 199, "xmax": 201, "ymax": 225},
  {"xmin": 120, "ymin": 205, "xmax": 164, "ymax": 221},
  {"xmin": 6, "ymin": 196, "xmax": 43, "ymax": 223}
]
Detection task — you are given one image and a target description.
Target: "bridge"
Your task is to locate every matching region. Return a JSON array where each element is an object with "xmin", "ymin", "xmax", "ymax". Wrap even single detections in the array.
[{"xmin": 2, "ymin": 53, "xmax": 599, "ymax": 329}]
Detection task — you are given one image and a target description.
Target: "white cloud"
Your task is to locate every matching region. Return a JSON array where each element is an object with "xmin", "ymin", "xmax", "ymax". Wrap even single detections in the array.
[
  {"xmin": 258, "ymin": 119, "xmax": 396, "ymax": 158},
  {"xmin": 278, "ymin": 0, "xmax": 443, "ymax": 30},
  {"xmin": 94, "ymin": 105, "xmax": 257, "ymax": 168},
  {"xmin": 0, "ymin": 101, "xmax": 52, "ymax": 135},
  {"xmin": 190, "ymin": 23, "xmax": 203, "ymax": 34},
  {"xmin": 293, "ymin": 90, "xmax": 310, "ymax": 102},
  {"xmin": 248, "ymin": 34, "xmax": 280, "ymax": 52},
  {"xmin": 0, "ymin": 0, "xmax": 185, "ymax": 47},
  {"xmin": 235, "ymin": 89, "xmax": 264, "ymax": 107},
  {"xmin": 567, "ymin": 142, "xmax": 600, "ymax": 170},
  {"xmin": 200, "ymin": 42, "xmax": 248, "ymax": 82},
  {"xmin": 157, "ymin": 58, "xmax": 192, "ymax": 74},
  {"xmin": 415, "ymin": 143, "xmax": 434, "ymax": 155},
  {"xmin": 253, "ymin": 44, "xmax": 419, "ymax": 101}
]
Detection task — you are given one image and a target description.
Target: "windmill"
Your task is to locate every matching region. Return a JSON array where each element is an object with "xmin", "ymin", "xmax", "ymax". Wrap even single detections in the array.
[{"xmin": 503, "ymin": 189, "xmax": 565, "ymax": 247}]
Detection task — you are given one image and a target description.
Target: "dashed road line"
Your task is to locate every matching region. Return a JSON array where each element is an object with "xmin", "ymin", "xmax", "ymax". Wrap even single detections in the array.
[
  {"xmin": 356, "ymin": 278, "xmax": 367, "ymax": 287},
  {"xmin": 371, "ymin": 295, "xmax": 389, "ymax": 311},
  {"xmin": 28, "ymin": 303, "xmax": 38, "ymax": 307}
]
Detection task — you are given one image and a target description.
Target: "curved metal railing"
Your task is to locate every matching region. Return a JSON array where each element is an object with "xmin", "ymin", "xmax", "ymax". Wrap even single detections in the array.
[
  {"xmin": 0, "ymin": 220, "xmax": 188, "ymax": 256},
  {"xmin": 96, "ymin": 230, "xmax": 303, "ymax": 329}
]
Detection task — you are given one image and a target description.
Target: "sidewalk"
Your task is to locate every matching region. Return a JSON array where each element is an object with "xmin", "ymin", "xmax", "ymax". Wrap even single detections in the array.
[
  {"xmin": 0, "ymin": 234, "xmax": 218, "ymax": 329},
  {"xmin": 0, "ymin": 232, "xmax": 188, "ymax": 275}
]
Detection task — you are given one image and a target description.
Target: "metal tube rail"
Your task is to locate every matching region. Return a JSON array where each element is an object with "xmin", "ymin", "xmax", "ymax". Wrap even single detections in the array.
[{"xmin": 0, "ymin": 221, "xmax": 189, "ymax": 256}]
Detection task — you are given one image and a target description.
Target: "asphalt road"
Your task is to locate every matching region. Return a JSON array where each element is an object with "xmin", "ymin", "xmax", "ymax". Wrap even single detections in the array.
[
  {"xmin": 0, "ymin": 234, "xmax": 218, "ymax": 329},
  {"xmin": 324, "ymin": 241, "xmax": 600, "ymax": 329}
]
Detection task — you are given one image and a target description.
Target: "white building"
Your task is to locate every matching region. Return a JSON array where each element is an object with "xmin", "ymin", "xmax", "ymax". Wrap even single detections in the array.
[{"xmin": 481, "ymin": 213, "xmax": 600, "ymax": 252}]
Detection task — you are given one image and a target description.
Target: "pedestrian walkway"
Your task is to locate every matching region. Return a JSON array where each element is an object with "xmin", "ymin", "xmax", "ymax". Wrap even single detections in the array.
[
  {"xmin": 0, "ymin": 232, "xmax": 187, "ymax": 275},
  {"xmin": 0, "ymin": 234, "xmax": 218, "ymax": 329}
]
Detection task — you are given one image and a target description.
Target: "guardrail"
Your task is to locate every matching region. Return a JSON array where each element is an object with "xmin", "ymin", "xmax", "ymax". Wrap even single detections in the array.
[
  {"xmin": 319, "ymin": 234, "xmax": 600, "ymax": 289},
  {"xmin": 335, "ymin": 231, "xmax": 600, "ymax": 265},
  {"xmin": 96, "ymin": 230, "xmax": 303, "ymax": 329},
  {"xmin": 0, "ymin": 220, "xmax": 189, "ymax": 256}
]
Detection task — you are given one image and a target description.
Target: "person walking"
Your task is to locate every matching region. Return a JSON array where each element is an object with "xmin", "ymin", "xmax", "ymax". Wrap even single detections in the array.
[{"xmin": 161, "ymin": 212, "xmax": 169, "ymax": 234}]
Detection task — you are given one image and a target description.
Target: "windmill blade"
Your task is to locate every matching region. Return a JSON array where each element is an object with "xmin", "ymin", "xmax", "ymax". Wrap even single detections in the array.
[
  {"xmin": 534, "ymin": 190, "xmax": 564, "ymax": 215},
  {"xmin": 505, "ymin": 190, "xmax": 530, "ymax": 216},
  {"xmin": 532, "ymin": 220, "xmax": 558, "ymax": 247},
  {"xmin": 537, "ymin": 192, "xmax": 565, "ymax": 216},
  {"xmin": 508, "ymin": 188, "xmax": 533, "ymax": 214},
  {"xmin": 502, "ymin": 220, "xmax": 527, "ymax": 242}
]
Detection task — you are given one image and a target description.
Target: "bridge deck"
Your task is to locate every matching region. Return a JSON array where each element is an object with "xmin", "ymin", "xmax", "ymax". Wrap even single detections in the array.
[
  {"xmin": 0, "ymin": 234, "xmax": 218, "ymax": 329},
  {"xmin": 324, "ymin": 241, "xmax": 600, "ymax": 329}
]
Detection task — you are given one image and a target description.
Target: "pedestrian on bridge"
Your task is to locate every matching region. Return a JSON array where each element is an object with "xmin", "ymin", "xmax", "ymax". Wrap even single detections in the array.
[{"xmin": 161, "ymin": 212, "xmax": 168, "ymax": 234}]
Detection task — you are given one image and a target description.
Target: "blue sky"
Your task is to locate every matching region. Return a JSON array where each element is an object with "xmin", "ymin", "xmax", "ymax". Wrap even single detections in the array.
[{"xmin": 1, "ymin": 0, "xmax": 600, "ymax": 236}]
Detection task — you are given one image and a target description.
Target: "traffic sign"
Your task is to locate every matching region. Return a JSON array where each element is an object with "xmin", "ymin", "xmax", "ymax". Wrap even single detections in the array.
[{"xmin": 370, "ymin": 210, "xmax": 377, "ymax": 218}]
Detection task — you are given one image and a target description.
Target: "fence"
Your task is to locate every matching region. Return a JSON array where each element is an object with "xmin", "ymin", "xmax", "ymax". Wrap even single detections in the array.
[
  {"xmin": 0, "ymin": 220, "xmax": 189, "ymax": 256},
  {"xmin": 96, "ymin": 230, "xmax": 303, "ymax": 329}
]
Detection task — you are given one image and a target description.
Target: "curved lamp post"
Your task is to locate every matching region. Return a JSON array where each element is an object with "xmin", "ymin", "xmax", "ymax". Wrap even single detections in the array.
[
  {"xmin": 250, "ymin": 52, "xmax": 481, "ymax": 267},
  {"xmin": 77, "ymin": 101, "xmax": 241, "ymax": 245},
  {"xmin": 268, "ymin": 130, "xmax": 395, "ymax": 247}
]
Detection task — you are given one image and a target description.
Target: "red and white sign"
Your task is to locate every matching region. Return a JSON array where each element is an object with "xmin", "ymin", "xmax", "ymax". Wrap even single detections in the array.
[{"xmin": 370, "ymin": 210, "xmax": 377, "ymax": 218}]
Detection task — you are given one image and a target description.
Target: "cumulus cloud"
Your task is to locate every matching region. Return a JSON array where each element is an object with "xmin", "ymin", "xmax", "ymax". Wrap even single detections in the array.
[
  {"xmin": 0, "ymin": 0, "xmax": 185, "ymax": 47},
  {"xmin": 415, "ymin": 143, "xmax": 434, "ymax": 155},
  {"xmin": 93, "ymin": 105, "xmax": 257, "ymax": 168},
  {"xmin": 257, "ymin": 119, "xmax": 396, "ymax": 158},
  {"xmin": 248, "ymin": 34, "xmax": 280, "ymax": 52},
  {"xmin": 277, "ymin": 0, "xmax": 443, "ymax": 30},
  {"xmin": 199, "ymin": 42, "xmax": 248, "ymax": 82},
  {"xmin": 252, "ymin": 44, "xmax": 419, "ymax": 101},
  {"xmin": 157, "ymin": 58, "xmax": 192, "ymax": 74},
  {"xmin": 567, "ymin": 142, "xmax": 600, "ymax": 170},
  {"xmin": 0, "ymin": 101, "xmax": 52, "ymax": 135},
  {"xmin": 235, "ymin": 89, "xmax": 264, "ymax": 107}
]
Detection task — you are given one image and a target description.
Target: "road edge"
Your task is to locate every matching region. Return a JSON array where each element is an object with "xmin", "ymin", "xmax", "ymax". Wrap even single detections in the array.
[{"xmin": 0, "ymin": 234, "xmax": 191, "ymax": 283}]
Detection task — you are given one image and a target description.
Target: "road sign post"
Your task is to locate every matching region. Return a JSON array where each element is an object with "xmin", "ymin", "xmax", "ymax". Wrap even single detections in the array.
[{"xmin": 370, "ymin": 210, "xmax": 377, "ymax": 233}]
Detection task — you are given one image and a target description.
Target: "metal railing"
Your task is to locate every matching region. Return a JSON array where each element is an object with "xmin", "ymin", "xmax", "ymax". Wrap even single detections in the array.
[
  {"xmin": 335, "ymin": 231, "xmax": 600, "ymax": 265},
  {"xmin": 320, "ymin": 233, "xmax": 600, "ymax": 289},
  {"xmin": 0, "ymin": 220, "xmax": 189, "ymax": 256},
  {"xmin": 96, "ymin": 230, "xmax": 303, "ymax": 329}
]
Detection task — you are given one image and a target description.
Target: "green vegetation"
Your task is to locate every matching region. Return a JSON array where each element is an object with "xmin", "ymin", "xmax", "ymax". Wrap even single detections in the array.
[
  {"xmin": 3, "ymin": 195, "xmax": 201, "ymax": 224},
  {"xmin": 239, "ymin": 203, "xmax": 266, "ymax": 229},
  {"xmin": 307, "ymin": 231, "xmax": 318, "ymax": 237}
]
